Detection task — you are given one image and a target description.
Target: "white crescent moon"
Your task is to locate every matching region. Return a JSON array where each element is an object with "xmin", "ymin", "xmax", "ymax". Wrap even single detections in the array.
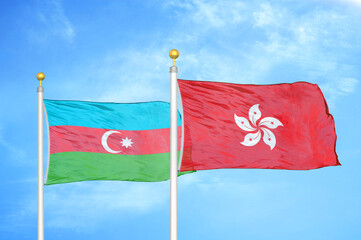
[{"xmin": 101, "ymin": 130, "xmax": 122, "ymax": 153}]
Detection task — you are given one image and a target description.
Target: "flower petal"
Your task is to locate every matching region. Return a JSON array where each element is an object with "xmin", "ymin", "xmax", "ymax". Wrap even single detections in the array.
[
  {"xmin": 261, "ymin": 127, "xmax": 276, "ymax": 150},
  {"xmin": 241, "ymin": 130, "xmax": 261, "ymax": 147},
  {"xmin": 234, "ymin": 114, "xmax": 257, "ymax": 132},
  {"xmin": 259, "ymin": 117, "xmax": 283, "ymax": 129},
  {"xmin": 249, "ymin": 104, "xmax": 261, "ymax": 127}
]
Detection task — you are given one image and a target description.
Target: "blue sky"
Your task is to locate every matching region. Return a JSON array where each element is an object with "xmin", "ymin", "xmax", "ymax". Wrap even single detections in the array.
[{"xmin": 1, "ymin": 0, "xmax": 361, "ymax": 239}]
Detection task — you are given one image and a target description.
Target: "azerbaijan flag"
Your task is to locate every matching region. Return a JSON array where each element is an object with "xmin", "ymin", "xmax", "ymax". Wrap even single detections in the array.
[{"xmin": 44, "ymin": 100, "xmax": 189, "ymax": 185}]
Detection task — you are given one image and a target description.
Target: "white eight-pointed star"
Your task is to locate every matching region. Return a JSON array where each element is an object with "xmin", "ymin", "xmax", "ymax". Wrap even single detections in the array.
[
  {"xmin": 234, "ymin": 104, "xmax": 283, "ymax": 150},
  {"xmin": 121, "ymin": 137, "xmax": 134, "ymax": 148}
]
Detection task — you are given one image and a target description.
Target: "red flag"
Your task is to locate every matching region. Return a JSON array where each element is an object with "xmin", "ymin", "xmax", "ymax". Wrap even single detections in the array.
[{"xmin": 178, "ymin": 79, "xmax": 340, "ymax": 172}]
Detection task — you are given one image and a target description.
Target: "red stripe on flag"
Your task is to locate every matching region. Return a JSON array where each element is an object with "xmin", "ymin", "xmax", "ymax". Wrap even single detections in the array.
[{"xmin": 49, "ymin": 125, "xmax": 182, "ymax": 155}]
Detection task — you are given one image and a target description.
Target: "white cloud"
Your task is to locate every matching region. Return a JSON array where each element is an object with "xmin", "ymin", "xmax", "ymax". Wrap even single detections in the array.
[
  {"xmin": 84, "ymin": 1, "xmax": 360, "ymax": 109},
  {"xmin": 28, "ymin": 181, "xmax": 169, "ymax": 229},
  {"xmin": 33, "ymin": 0, "xmax": 360, "ymax": 134},
  {"xmin": 320, "ymin": 77, "xmax": 359, "ymax": 108},
  {"xmin": 40, "ymin": 0, "xmax": 358, "ymax": 108},
  {"xmin": 0, "ymin": 127, "xmax": 26, "ymax": 161},
  {"xmin": 29, "ymin": 0, "xmax": 75, "ymax": 43},
  {"xmin": 247, "ymin": 3, "xmax": 361, "ymax": 108},
  {"xmin": 253, "ymin": 3, "xmax": 284, "ymax": 27},
  {"xmin": 332, "ymin": 0, "xmax": 361, "ymax": 8},
  {"xmin": 42, "ymin": 173, "xmax": 209, "ymax": 230},
  {"xmin": 338, "ymin": 78, "xmax": 358, "ymax": 93},
  {"xmin": 179, "ymin": 170, "xmax": 295, "ymax": 221},
  {"xmin": 4, "ymin": 173, "xmax": 198, "ymax": 231},
  {"xmin": 92, "ymin": 48, "xmax": 172, "ymax": 103},
  {"xmin": 165, "ymin": 0, "xmax": 246, "ymax": 28}
]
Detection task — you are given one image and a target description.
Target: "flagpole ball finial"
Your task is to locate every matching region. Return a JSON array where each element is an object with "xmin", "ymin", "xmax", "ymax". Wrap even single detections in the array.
[
  {"xmin": 169, "ymin": 49, "xmax": 179, "ymax": 66},
  {"xmin": 36, "ymin": 72, "xmax": 45, "ymax": 86}
]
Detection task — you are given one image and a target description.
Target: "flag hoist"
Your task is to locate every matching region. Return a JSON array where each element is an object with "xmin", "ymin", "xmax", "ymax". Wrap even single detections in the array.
[
  {"xmin": 37, "ymin": 72, "xmax": 45, "ymax": 240},
  {"xmin": 169, "ymin": 49, "xmax": 179, "ymax": 240}
]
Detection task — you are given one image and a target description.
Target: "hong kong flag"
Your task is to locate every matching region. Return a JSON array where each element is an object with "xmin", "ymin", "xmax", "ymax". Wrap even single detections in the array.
[{"xmin": 178, "ymin": 79, "xmax": 340, "ymax": 172}]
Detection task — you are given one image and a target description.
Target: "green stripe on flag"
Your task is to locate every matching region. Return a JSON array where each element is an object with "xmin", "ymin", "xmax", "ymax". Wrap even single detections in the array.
[{"xmin": 46, "ymin": 152, "xmax": 192, "ymax": 185}]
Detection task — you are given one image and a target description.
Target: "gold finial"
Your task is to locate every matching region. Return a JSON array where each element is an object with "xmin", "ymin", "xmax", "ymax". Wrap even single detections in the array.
[
  {"xmin": 36, "ymin": 72, "xmax": 45, "ymax": 86},
  {"xmin": 169, "ymin": 49, "xmax": 179, "ymax": 66}
]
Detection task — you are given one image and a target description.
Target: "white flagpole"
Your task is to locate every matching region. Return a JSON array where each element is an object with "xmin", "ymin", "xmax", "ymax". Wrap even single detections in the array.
[
  {"xmin": 37, "ymin": 72, "xmax": 45, "ymax": 240},
  {"xmin": 169, "ymin": 49, "xmax": 179, "ymax": 240}
]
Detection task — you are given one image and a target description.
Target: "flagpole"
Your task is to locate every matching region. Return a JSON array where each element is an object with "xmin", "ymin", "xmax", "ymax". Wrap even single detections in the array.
[
  {"xmin": 37, "ymin": 72, "xmax": 45, "ymax": 240},
  {"xmin": 169, "ymin": 49, "xmax": 179, "ymax": 240}
]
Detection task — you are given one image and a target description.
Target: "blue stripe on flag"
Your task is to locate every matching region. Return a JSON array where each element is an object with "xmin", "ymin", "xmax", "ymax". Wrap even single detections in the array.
[{"xmin": 44, "ymin": 99, "xmax": 181, "ymax": 130}]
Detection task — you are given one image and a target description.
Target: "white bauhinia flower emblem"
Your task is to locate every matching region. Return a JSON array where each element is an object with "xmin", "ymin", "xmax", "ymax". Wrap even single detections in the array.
[{"xmin": 234, "ymin": 104, "xmax": 283, "ymax": 150}]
